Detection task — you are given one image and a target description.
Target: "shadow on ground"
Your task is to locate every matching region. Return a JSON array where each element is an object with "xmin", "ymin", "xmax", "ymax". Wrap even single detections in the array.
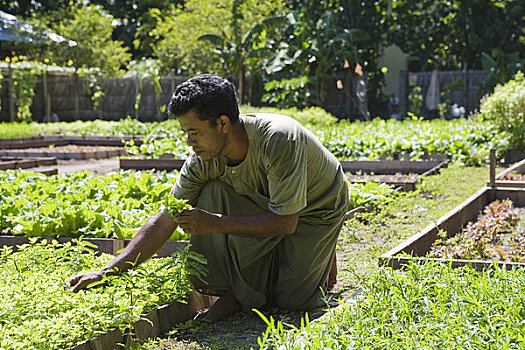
[{"xmin": 149, "ymin": 297, "xmax": 341, "ymax": 350}]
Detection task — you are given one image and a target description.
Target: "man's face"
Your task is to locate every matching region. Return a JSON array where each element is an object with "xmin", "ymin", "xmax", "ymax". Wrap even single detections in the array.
[{"xmin": 178, "ymin": 109, "xmax": 227, "ymax": 161}]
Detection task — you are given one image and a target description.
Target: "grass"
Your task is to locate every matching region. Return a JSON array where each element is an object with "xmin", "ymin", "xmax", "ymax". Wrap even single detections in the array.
[{"xmin": 137, "ymin": 164, "xmax": 493, "ymax": 349}]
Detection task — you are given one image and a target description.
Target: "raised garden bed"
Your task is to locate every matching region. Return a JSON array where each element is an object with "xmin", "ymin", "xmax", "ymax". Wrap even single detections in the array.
[
  {"xmin": 120, "ymin": 157, "xmax": 186, "ymax": 171},
  {"xmin": 0, "ymin": 239, "xmax": 213, "ymax": 349},
  {"xmin": 489, "ymin": 157, "xmax": 525, "ymax": 188},
  {"xmin": 71, "ymin": 291, "xmax": 212, "ymax": 350},
  {"xmin": 0, "ymin": 135, "xmax": 152, "ymax": 149},
  {"xmin": 0, "ymin": 145, "xmax": 127, "ymax": 160},
  {"xmin": 0, "ymin": 156, "xmax": 57, "ymax": 169},
  {"xmin": 120, "ymin": 158, "xmax": 448, "ymax": 192},
  {"xmin": 0, "ymin": 156, "xmax": 58, "ymax": 176},
  {"xmin": 0, "ymin": 235, "xmax": 188, "ymax": 257},
  {"xmin": 341, "ymin": 159, "xmax": 449, "ymax": 191},
  {"xmin": 380, "ymin": 186, "xmax": 525, "ymax": 270}
]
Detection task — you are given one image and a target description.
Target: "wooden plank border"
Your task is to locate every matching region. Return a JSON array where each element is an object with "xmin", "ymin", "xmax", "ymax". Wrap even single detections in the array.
[{"xmin": 379, "ymin": 187, "xmax": 525, "ymax": 270}]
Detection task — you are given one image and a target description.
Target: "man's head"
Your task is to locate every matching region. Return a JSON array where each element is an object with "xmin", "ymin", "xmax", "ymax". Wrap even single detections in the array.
[{"xmin": 168, "ymin": 74, "xmax": 240, "ymax": 126}]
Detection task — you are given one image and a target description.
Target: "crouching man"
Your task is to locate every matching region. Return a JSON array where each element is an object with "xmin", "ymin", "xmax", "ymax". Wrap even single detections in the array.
[{"xmin": 69, "ymin": 74, "xmax": 348, "ymax": 321}]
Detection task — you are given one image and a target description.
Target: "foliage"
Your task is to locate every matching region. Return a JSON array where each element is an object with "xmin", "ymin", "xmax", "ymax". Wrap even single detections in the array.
[
  {"xmin": 257, "ymin": 259, "xmax": 525, "ymax": 349},
  {"xmin": 147, "ymin": 0, "xmax": 285, "ymax": 76},
  {"xmin": 0, "ymin": 239, "xmax": 204, "ymax": 349},
  {"xmin": 347, "ymin": 182, "xmax": 394, "ymax": 211},
  {"xmin": 164, "ymin": 196, "xmax": 191, "ymax": 218},
  {"xmin": 431, "ymin": 199, "xmax": 525, "ymax": 261},
  {"xmin": 267, "ymin": 1, "xmax": 387, "ymax": 115},
  {"xmin": 242, "ymin": 106, "xmax": 338, "ymax": 127},
  {"xmin": 0, "ymin": 170, "xmax": 188, "ymax": 240},
  {"xmin": 9, "ymin": 57, "xmax": 39, "ymax": 121},
  {"xmin": 43, "ymin": 2, "xmax": 131, "ymax": 77},
  {"xmin": 197, "ymin": 0, "xmax": 288, "ymax": 104},
  {"xmin": 407, "ymin": 86, "xmax": 423, "ymax": 116},
  {"xmin": 479, "ymin": 71, "xmax": 525, "ymax": 150},
  {"xmin": 262, "ymin": 76, "xmax": 312, "ymax": 109}
]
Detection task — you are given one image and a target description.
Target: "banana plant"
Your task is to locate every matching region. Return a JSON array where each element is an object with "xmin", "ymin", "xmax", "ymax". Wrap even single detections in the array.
[{"xmin": 198, "ymin": 0, "xmax": 288, "ymax": 104}]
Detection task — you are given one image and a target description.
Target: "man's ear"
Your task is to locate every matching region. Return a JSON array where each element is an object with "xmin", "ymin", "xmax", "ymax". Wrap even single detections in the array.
[{"xmin": 217, "ymin": 115, "xmax": 230, "ymax": 133}]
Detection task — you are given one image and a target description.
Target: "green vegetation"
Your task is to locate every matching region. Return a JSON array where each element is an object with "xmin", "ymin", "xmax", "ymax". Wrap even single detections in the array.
[
  {"xmin": 257, "ymin": 259, "xmax": 525, "ymax": 349},
  {"xmin": 0, "ymin": 170, "xmax": 185, "ymax": 240},
  {"xmin": 0, "ymin": 239, "xmax": 204, "ymax": 350},
  {"xmin": 480, "ymin": 71, "xmax": 525, "ymax": 150}
]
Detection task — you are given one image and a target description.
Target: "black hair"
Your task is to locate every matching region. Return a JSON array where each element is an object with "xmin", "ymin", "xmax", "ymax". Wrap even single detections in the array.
[{"xmin": 167, "ymin": 74, "xmax": 240, "ymax": 125}]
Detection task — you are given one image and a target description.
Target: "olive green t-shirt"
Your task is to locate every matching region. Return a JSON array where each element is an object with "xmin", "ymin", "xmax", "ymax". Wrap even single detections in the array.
[{"xmin": 172, "ymin": 113, "xmax": 348, "ymax": 224}]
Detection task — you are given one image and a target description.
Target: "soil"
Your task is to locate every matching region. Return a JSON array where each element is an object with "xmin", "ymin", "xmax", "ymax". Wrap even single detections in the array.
[{"xmin": 27, "ymin": 157, "xmax": 120, "ymax": 176}]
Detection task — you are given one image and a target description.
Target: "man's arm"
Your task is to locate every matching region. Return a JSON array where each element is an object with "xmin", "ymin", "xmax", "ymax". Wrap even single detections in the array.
[
  {"xmin": 175, "ymin": 208, "xmax": 298, "ymax": 237},
  {"xmin": 69, "ymin": 211, "xmax": 177, "ymax": 292}
]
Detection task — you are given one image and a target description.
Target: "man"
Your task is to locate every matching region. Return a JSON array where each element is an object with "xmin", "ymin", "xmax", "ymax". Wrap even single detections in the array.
[{"xmin": 69, "ymin": 74, "xmax": 348, "ymax": 321}]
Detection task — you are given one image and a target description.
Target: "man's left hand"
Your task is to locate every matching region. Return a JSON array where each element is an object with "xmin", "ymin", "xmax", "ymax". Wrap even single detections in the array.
[{"xmin": 174, "ymin": 208, "xmax": 219, "ymax": 235}]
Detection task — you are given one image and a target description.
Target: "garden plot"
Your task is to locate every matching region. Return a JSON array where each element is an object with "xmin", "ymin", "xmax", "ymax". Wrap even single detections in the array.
[
  {"xmin": 490, "ymin": 157, "xmax": 525, "ymax": 188},
  {"xmin": 0, "ymin": 135, "xmax": 150, "ymax": 149},
  {"xmin": 0, "ymin": 144, "xmax": 127, "ymax": 160},
  {"xmin": 380, "ymin": 186, "xmax": 525, "ymax": 270},
  {"xmin": 0, "ymin": 239, "xmax": 211, "ymax": 350},
  {"xmin": 0, "ymin": 156, "xmax": 58, "ymax": 175},
  {"xmin": 341, "ymin": 159, "xmax": 449, "ymax": 191}
]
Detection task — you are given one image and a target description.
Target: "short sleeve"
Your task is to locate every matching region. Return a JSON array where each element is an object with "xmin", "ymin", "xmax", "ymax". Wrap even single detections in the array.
[{"xmin": 265, "ymin": 133, "xmax": 308, "ymax": 215}]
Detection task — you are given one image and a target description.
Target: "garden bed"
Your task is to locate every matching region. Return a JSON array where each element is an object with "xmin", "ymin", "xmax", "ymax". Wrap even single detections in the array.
[
  {"xmin": 490, "ymin": 157, "xmax": 525, "ymax": 188},
  {"xmin": 0, "ymin": 240, "xmax": 212, "ymax": 349},
  {"xmin": 341, "ymin": 159, "xmax": 449, "ymax": 191},
  {"xmin": 71, "ymin": 291, "xmax": 213, "ymax": 350},
  {"xmin": 120, "ymin": 158, "xmax": 448, "ymax": 191},
  {"xmin": 0, "ymin": 235, "xmax": 188, "ymax": 257},
  {"xmin": 0, "ymin": 135, "xmax": 151, "ymax": 149},
  {"xmin": 0, "ymin": 145, "xmax": 127, "ymax": 160},
  {"xmin": 380, "ymin": 186, "xmax": 525, "ymax": 270},
  {"xmin": 120, "ymin": 157, "xmax": 186, "ymax": 171}
]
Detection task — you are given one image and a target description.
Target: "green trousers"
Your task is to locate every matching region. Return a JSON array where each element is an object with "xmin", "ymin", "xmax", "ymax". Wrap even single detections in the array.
[{"xmin": 190, "ymin": 180, "xmax": 345, "ymax": 312}]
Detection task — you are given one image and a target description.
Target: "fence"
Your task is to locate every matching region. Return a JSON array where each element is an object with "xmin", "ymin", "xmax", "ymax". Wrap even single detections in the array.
[
  {"xmin": 399, "ymin": 70, "xmax": 488, "ymax": 117},
  {"xmin": 0, "ymin": 71, "xmax": 369, "ymax": 122}
]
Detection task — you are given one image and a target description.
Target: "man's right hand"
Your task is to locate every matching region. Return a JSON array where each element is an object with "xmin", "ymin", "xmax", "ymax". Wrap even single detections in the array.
[{"xmin": 68, "ymin": 270, "xmax": 105, "ymax": 293}]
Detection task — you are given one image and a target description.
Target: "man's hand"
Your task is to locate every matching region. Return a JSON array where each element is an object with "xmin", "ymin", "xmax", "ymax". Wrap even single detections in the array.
[
  {"xmin": 68, "ymin": 270, "xmax": 105, "ymax": 293},
  {"xmin": 174, "ymin": 208, "xmax": 218, "ymax": 235}
]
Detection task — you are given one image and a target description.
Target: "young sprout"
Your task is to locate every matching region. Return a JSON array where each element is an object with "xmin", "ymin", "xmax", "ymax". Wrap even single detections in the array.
[{"xmin": 164, "ymin": 195, "xmax": 191, "ymax": 218}]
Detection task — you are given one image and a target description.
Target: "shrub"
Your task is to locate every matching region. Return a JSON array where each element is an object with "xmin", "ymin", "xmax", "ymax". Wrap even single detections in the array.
[{"xmin": 480, "ymin": 71, "xmax": 525, "ymax": 150}]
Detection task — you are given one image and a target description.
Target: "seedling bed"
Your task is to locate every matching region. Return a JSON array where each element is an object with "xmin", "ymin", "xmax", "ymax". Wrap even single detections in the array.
[
  {"xmin": 0, "ymin": 235, "xmax": 187, "ymax": 257},
  {"xmin": 0, "ymin": 135, "xmax": 160, "ymax": 149},
  {"xmin": 0, "ymin": 145, "xmax": 127, "ymax": 160},
  {"xmin": 71, "ymin": 292, "xmax": 212, "ymax": 350},
  {"xmin": 380, "ymin": 186, "xmax": 525, "ymax": 270},
  {"xmin": 341, "ymin": 159, "xmax": 449, "ymax": 191}
]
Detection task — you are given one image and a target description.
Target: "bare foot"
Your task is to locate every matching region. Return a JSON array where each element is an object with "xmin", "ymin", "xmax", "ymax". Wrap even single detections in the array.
[
  {"xmin": 194, "ymin": 290, "xmax": 241, "ymax": 321},
  {"xmin": 328, "ymin": 255, "xmax": 337, "ymax": 290}
]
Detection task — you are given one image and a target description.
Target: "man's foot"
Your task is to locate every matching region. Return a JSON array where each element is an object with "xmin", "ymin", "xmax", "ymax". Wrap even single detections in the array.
[
  {"xmin": 328, "ymin": 255, "xmax": 337, "ymax": 290},
  {"xmin": 194, "ymin": 290, "xmax": 241, "ymax": 322}
]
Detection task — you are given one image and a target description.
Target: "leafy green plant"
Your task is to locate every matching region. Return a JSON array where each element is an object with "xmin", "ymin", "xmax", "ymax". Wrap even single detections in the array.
[
  {"xmin": 408, "ymin": 86, "xmax": 423, "ymax": 116},
  {"xmin": 479, "ymin": 71, "xmax": 525, "ymax": 150},
  {"xmin": 257, "ymin": 259, "xmax": 525, "ymax": 349},
  {"xmin": 430, "ymin": 199, "xmax": 524, "ymax": 261},
  {"xmin": 164, "ymin": 196, "xmax": 191, "ymax": 217},
  {"xmin": 0, "ymin": 239, "xmax": 205, "ymax": 350},
  {"xmin": 0, "ymin": 169, "xmax": 188, "ymax": 240},
  {"xmin": 262, "ymin": 76, "xmax": 312, "ymax": 109}
]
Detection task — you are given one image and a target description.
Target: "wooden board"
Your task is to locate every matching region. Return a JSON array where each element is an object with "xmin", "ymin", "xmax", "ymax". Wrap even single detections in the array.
[
  {"xmin": 379, "ymin": 186, "xmax": 525, "ymax": 270},
  {"xmin": 342, "ymin": 159, "xmax": 449, "ymax": 191}
]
